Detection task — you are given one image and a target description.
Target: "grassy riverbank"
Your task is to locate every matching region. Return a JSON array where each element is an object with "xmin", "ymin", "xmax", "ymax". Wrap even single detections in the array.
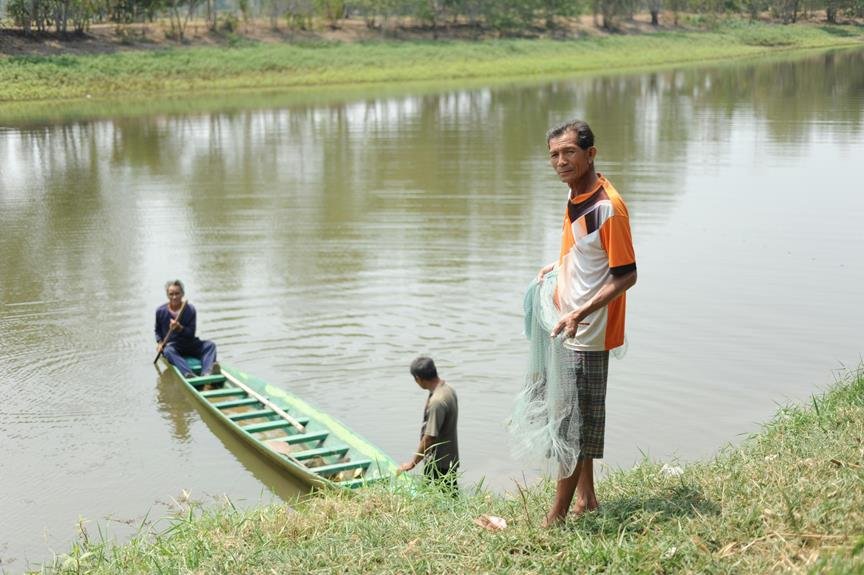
[
  {"xmin": 46, "ymin": 367, "xmax": 864, "ymax": 574},
  {"xmin": 1, "ymin": 21, "xmax": 862, "ymax": 104}
]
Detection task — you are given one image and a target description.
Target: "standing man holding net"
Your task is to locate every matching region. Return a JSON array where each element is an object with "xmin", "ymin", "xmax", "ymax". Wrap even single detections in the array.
[{"xmin": 510, "ymin": 120, "xmax": 637, "ymax": 526}]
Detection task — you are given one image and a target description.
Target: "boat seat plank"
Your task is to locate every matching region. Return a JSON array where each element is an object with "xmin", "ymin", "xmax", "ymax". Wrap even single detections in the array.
[
  {"xmin": 212, "ymin": 397, "xmax": 260, "ymax": 409},
  {"xmin": 292, "ymin": 445, "xmax": 350, "ymax": 461},
  {"xmin": 201, "ymin": 388, "xmax": 247, "ymax": 398},
  {"xmin": 269, "ymin": 430, "xmax": 329, "ymax": 446},
  {"xmin": 183, "ymin": 357, "xmax": 203, "ymax": 371},
  {"xmin": 242, "ymin": 420, "xmax": 293, "ymax": 433},
  {"xmin": 228, "ymin": 409, "xmax": 276, "ymax": 421},
  {"xmin": 187, "ymin": 375, "xmax": 227, "ymax": 387},
  {"xmin": 311, "ymin": 459, "xmax": 372, "ymax": 476},
  {"xmin": 229, "ymin": 411, "xmax": 312, "ymax": 427}
]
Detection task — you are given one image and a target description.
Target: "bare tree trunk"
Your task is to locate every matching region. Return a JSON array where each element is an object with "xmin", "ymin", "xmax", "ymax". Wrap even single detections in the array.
[
  {"xmin": 269, "ymin": 0, "xmax": 278, "ymax": 30},
  {"xmin": 168, "ymin": 0, "xmax": 186, "ymax": 41},
  {"xmin": 601, "ymin": 0, "xmax": 614, "ymax": 29},
  {"xmin": 649, "ymin": 0, "xmax": 661, "ymax": 26},
  {"xmin": 36, "ymin": 0, "xmax": 46, "ymax": 31},
  {"xmin": 26, "ymin": 0, "xmax": 37, "ymax": 33},
  {"xmin": 61, "ymin": 0, "xmax": 70, "ymax": 34},
  {"xmin": 185, "ymin": 1, "xmax": 198, "ymax": 37},
  {"xmin": 668, "ymin": 0, "xmax": 680, "ymax": 26}
]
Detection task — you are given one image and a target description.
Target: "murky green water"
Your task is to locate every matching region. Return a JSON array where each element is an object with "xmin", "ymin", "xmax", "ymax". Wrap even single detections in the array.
[{"xmin": 1, "ymin": 47, "xmax": 863, "ymax": 570}]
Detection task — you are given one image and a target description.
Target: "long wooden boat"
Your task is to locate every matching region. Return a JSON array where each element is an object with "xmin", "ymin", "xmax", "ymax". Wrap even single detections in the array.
[{"xmin": 159, "ymin": 356, "xmax": 399, "ymax": 490}]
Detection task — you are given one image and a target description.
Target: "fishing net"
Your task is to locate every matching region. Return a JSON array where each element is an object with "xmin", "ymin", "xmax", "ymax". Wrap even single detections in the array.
[{"xmin": 508, "ymin": 269, "xmax": 581, "ymax": 480}]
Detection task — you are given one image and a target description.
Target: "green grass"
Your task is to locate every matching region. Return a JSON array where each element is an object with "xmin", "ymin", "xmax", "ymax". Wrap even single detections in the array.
[
  {"xmin": 1, "ymin": 22, "xmax": 862, "ymax": 104},
  {"xmin": 42, "ymin": 366, "xmax": 864, "ymax": 574}
]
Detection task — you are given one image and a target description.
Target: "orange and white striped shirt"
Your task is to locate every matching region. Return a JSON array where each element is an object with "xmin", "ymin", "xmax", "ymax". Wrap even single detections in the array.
[{"xmin": 555, "ymin": 174, "xmax": 636, "ymax": 351}]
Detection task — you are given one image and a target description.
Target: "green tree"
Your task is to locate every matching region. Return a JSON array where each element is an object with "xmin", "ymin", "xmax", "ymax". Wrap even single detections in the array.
[
  {"xmin": 287, "ymin": 0, "xmax": 314, "ymax": 29},
  {"xmin": 743, "ymin": 0, "xmax": 764, "ymax": 21},
  {"xmin": 477, "ymin": 0, "xmax": 539, "ymax": 34},
  {"xmin": 411, "ymin": 0, "xmax": 445, "ymax": 36},
  {"xmin": 597, "ymin": 0, "xmax": 636, "ymax": 28},
  {"xmin": 316, "ymin": 0, "xmax": 343, "ymax": 27},
  {"xmin": 237, "ymin": 0, "xmax": 251, "ymax": 30},
  {"xmin": 771, "ymin": 0, "xmax": 801, "ymax": 22},
  {"xmin": 164, "ymin": 0, "xmax": 204, "ymax": 40},
  {"xmin": 541, "ymin": 0, "xmax": 580, "ymax": 28}
]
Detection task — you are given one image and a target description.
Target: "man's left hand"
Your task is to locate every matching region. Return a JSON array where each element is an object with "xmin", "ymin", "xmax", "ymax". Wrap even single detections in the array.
[{"xmin": 551, "ymin": 310, "xmax": 586, "ymax": 339}]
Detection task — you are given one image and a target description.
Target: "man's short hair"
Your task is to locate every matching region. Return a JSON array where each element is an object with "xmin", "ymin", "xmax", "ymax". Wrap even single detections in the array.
[
  {"xmin": 165, "ymin": 279, "xmax": 185, "ymax": 294},
  {"xmin": 410, "ymin": 356, "xmax": 438, "ymax": 381},
  {"xmin": 546, "ymin": 119, "xmax": 595, "ymax": 149}
]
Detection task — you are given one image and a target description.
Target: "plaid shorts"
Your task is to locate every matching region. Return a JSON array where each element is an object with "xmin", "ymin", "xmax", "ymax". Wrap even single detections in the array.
[{"xmin": 562, "ymin": 349, "xmax": 610, "ymax": 459}]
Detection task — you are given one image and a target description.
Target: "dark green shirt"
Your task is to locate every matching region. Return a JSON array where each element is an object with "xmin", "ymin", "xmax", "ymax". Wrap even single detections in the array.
[{"xmin": 421, "ymin": 381, "xmax": 459, "ymax": 472}]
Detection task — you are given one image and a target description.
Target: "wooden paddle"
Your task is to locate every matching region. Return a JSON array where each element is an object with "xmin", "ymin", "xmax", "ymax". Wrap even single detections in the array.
[
  {"xmin": 153, "ymin": 299, "xmax": 187, "ymax": 364},
  {"xmin": 221, "ymin": 370, "xmax": 307, "ymax": 434}
]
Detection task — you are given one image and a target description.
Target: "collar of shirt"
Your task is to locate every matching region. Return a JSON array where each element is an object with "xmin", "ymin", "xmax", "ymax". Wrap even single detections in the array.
[{"xmin": 569, "ymin": 173, "xmax": 607, "ymax": 204}]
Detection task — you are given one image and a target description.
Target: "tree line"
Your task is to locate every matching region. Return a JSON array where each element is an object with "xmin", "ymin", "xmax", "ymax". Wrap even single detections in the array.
[{"xmin": 3, "ymin": 0, "xmax": 863, "ymax": 40}]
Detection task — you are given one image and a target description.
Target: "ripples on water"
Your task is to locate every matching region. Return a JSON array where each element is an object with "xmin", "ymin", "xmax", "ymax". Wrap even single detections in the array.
[{"xmin": 1, "ymin": 48, "xmax": 863, "ymax": 568}]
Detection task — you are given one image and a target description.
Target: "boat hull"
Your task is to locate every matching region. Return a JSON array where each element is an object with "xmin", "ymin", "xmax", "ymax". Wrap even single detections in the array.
[{"xmin": 159, "ymin": 356, "xmax": 399, "ymax": 490}]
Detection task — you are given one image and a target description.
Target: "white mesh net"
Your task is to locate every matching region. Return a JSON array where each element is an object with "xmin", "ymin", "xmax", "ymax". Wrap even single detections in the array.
[{"xmin": 508, "ymin": 269, "xmax": 581, "ymax": 480}]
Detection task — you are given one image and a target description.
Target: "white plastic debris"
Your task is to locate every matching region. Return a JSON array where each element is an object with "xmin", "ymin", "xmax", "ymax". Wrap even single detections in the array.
[
  {"xmin": 660, "ymin": 463, "xmax": 684, "ymax": 477},
  {"xmin": 474, "ymin": 515, "xmax": 508, "ymax": 532}
]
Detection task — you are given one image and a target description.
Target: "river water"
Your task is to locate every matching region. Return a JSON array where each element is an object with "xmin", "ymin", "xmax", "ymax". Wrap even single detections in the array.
[{"xmin": 1, "ymin": 47, "xmax": 862, "ymax": 570}]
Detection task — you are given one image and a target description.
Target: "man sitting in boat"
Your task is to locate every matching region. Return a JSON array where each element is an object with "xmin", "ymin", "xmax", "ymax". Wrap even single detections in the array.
[{"xmin": 155, "ymin": 279, "xmax": 218, "ymax": 379}]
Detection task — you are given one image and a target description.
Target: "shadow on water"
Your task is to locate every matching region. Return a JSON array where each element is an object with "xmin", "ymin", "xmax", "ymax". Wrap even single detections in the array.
[
  {"xmin": 155, "ymin": 364, "xmax": 196, "ymax": 443},
  {"xmin": 155, "ymin": 368, "xmax": 309, "ymax": 503}
]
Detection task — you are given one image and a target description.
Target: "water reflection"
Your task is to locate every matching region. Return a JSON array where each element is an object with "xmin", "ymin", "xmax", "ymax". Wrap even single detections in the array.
[
  {"xmin": 155, "ymin": 364, "xmax": 195, "ymax": 443},
  {"xmin": 1, "ymin": 47, "xmax": 863, "ymax": 569}
]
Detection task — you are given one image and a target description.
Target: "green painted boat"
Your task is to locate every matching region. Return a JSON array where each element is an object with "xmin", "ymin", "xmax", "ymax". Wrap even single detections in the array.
[{"xmin": 159, "ymin": 356, "xmax": 400, "ymax": 490}]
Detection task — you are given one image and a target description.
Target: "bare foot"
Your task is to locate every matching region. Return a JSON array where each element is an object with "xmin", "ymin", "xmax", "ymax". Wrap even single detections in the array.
[
  {"xmin": 571, "ymin": 497, "xmax": 599, "ymax": 518},
  {"xmin": 541, "ymin": 511, "xmax": 566, "ymax": 528}
]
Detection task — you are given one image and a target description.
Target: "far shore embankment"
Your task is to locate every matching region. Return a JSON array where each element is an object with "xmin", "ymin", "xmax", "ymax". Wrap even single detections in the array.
[{"xmin": 0, "ymin": 20, "xmax": 862, "ymax": 117}]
